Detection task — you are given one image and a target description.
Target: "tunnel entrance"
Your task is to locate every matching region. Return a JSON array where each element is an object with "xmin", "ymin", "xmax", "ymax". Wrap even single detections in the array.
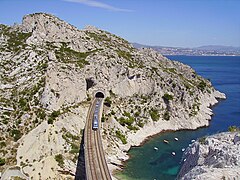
[{"xmin": 95, "ymin": 92, "xmax": 105, "ymax": 98}]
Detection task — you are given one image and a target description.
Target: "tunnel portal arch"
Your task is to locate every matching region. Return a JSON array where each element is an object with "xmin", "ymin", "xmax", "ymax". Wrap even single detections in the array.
[{"xmin": 95, "ymin": 91, "xmax": 105, "ymax": 98}]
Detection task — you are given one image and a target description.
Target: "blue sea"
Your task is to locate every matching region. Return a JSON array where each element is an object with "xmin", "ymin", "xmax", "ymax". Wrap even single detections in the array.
[{"xmin": 116, "ymin": 56, "xmax": 240, "ymax": 180}]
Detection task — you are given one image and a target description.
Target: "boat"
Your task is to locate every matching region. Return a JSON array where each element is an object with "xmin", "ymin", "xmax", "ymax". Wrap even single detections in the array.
[
  {"xmin": 181, "ymin": 148, "xmax": 185, "ymax": 152},
  {"xmin": 172, "ymin": 152, "xmax": 176, "ymax": 156},
  {"xmin": 154, "ymin": 147, "xmax": 158, "ymax": 151},
  {"xmin": 174, "ymin": 137, "xmax": 179, "ymax": 141},
  {"xmin": 191, "ymin": 139, "xmax": 196, "ymax": 143},
  {"xmin": 163, "ymin": 139, "xmax": 169, "ymax": 144}
]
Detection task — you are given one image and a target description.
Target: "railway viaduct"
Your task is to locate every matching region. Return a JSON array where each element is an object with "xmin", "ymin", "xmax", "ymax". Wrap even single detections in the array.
[{"xmin": 83, "ymin": 90, "xmax": 112, "ymax": 180}]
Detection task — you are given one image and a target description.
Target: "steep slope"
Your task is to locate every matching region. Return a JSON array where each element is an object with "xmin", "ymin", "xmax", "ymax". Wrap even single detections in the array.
[
  {"xmin": 0, "ymin": 13, "xmax": 225, "ymax": 179},
  {"xmin": 178, "ymin": 132, "xmax": 240, "ymax": 180}
]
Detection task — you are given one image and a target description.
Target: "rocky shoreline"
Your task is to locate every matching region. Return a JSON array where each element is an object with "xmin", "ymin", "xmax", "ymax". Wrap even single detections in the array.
[
  {"xmin": 106, "ymin": 91, "xmax": 226, "ymax": 178},
  {"xmin": 178, "ymin": 131, "xmax": 240, "ymax": 180}
]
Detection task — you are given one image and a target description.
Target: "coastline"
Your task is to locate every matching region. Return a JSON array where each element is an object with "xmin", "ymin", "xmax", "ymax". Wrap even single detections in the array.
[
  {"xmin": 108, "ymin": 90, "xmax": 226, "ymax": 179},
  {"xmin": 164, "ymin": 55, "xmax": 240, "ymax": 57}
]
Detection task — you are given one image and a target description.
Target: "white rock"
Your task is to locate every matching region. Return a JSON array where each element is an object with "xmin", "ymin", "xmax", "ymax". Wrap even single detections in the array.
[{"xmin": 178, "ymin": 132, "xmax": 240, "ymax": 179}]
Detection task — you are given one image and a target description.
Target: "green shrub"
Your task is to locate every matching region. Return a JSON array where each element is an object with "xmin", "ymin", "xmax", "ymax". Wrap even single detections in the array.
[
  {"xmin": 47, "ymin": 110, "xmax": 60, "ymax": 124},
  {"xmin": 198, "ymin": 81, "xmax": 207, "ymax": 91},
  {"xmin": 37, "ymin": 109, "xmax": 46, "ymax": 120},
  {"xmin": 19, "ymin": 98, "xmax": 27, "ymax": 108},
  {"xmin": 115, "ymin": 130, "xmax": 127, "ymax": 144},
  {"xmin": 65, "ymin": 132, "xmax": 79, "ymax": 141},
  {"xmin": 104, "ymin": 97, "xmax": 112, "ymax": 107},
  {"xmin": 10, "ymin": 129, "xmax": 22, "ymax": 141},
  {"xmin": 123, "ymin": 111, "xmax": 131, "ymax": 118},
  {"xmin": 70, "ymin": 148, "xmax": 79, "ymax": 154},
  {"xmin": 70, "ymin": 143, "xmax": 80, "ymax": 154},
  {"xmin": 110, "ymin": 110, "xmax": 116, "ymax": 115},
  {"xmin": 86, "ymin": 31, "xmax": 110, "ymax": 42},
  {"xmin": 0, "ymin": 141, "xmax": 6, "ymax": 148},
  {"xmin": 162, "ymin": 93, "xmax": 173, "ymax": 101},
  {"xmin": 54, "ymin": 42, "xmax": 91, "ymax": 68},
  {"xmin": 116, "ymin": 50, "xmax": 132, "ymax": 61},
  {"xmin": 172, "ymin": 83, "xmax": 176, "ymax": 88},
  {"xmin": 228, "ymin": 126, "xmax": 239, "ymax": 132},
  {"xmin": 86, "ymin": 94, "xmax": 91, "ymax": 101},
  {"xmin": 137, "ymin": 120, "xmax": 145, "ymax": 128},
  {"xmin": 118, "ymin": 116, "xmax": 135, "ymax": 126},
  {"xmin": 167, "ymin": 68, "xmax": 176, "ymax": 73},
  {"xmin": 3, "ymin": 111, "xmax": 11, "ymax": 116},
  {"xmin": 47, "ymin": 117, "xmax": 54, "ymax": 124},
  {"xmin": 134, "ymin": 111, "xmax": 140, "ymax": 117},
  {"xmin": 1, "ymin": 26, "xmax": 32, "ymax": 52},
  {"xmin": 50, "ymin": 110, "xmax": 61, "ymax": 119},
  {"xmin": 0, "ymin": 158, "xmax": 5, "ymax": 166},
  {"xmin": 199, "ymin": 136, "xmax": 206, "ymax": 145},
  {"xmin": 127, "ymin": 125, "xmax": 139, "ymax": 131},
  {"xmin": 163, "ymin": 111, "xmax": 170, "ymax": 120},
  {"xmin": 101, "ymin": 115, "xmax": 106, "ymax": 122},
  {"xmin": 41, "ymin": 63, "xmax": 48, "ymax": 69},
  {"xmin": 149, "ymin": 109, "xmax": 160, "ymax": 121},
  {"xmin": 55, "ymin": 154, "xmax": 64, "ymax": 167},
  {"xmin": 118, "ymin": 117, "xmax": 125, "ymax": 125}
]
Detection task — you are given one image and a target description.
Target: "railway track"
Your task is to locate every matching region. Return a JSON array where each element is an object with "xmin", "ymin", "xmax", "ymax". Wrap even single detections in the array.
[
  {"xmin": 84, "ymin": 98, "xmax": 112, "ymax": 180},
  {"xmin": 96, "ymin": 130, "xmax": 112, "ymax": 179}
]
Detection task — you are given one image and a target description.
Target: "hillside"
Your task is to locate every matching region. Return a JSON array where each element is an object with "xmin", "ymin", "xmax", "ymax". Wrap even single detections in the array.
[{"xmin": 0, "ymin": 13, "xmax": 225, "ymax": 179}]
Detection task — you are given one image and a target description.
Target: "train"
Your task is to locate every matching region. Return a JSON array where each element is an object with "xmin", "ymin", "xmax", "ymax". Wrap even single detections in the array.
[{"xmin": 92, "ymin": 99, "xmax": 100, "ymax": 130}]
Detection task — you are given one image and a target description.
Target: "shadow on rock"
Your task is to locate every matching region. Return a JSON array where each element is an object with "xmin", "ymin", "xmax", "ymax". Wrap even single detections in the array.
[{"xmin": 75, "ymin": 129, "xmax": 86, "ymax": 180}]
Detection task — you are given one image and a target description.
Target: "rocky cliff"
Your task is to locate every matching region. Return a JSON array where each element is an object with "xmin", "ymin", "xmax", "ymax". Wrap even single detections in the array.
[
  {"xmin": 178, "ymin": 132, "xmax": 240, "ymax": 180},
  {"xmin": 0, "ymin": 13, "xmax": 225, "ymax": 179}
]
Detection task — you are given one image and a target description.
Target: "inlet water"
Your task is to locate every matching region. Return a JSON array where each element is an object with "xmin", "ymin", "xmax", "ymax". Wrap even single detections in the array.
[{"xmin": 116, "ymin": 56, "xmax": 240, "ymax": 180}]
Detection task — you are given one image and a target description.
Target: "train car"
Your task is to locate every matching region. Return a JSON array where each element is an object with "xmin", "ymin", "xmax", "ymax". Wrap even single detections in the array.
[
  {"xmin": 92, "ymin": 114, "xmax": 99, "ymax": 130},
  {"xmin": 92, "ymin": 99, "xmax": 102, "ymax": 130},
  {"xmin": 96, "ymin": 100, "xmax": 100, "ymax": 107}
]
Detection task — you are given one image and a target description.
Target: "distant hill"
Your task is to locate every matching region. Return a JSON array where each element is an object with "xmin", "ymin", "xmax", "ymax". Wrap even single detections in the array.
[
  {"xmin": 196, "ymin": 45, "xmax": 240, "ymax": 52},
  {"xmin": 132, "ymin": 43, "xmax": 240, "ymax": 56}
]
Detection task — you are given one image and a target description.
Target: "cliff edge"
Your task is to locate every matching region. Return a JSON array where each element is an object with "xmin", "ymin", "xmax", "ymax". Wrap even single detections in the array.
[{"xmin": 178, "ymin": 132, "xmax": 240, "ymax": 180}]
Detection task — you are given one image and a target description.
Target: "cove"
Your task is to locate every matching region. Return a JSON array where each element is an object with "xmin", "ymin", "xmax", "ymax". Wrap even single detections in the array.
[{"xmin": 116, "ymin": 56, "xmax": 240, "ymax": 180}]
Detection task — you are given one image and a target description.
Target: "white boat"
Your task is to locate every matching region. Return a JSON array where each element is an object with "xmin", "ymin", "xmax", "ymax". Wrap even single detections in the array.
[
  {"xmin": 191, "ymin": 139, "xmax": 196, "ymax": 143},
  {"xmin": 181, "ymin": 148, "xmax": 185, "ymax": 152},
  {"xmin": 174, "ymin": 137, "xmax": 179, "ymax": 141},
  {"xmin": 163, "ymin": 139, "xmax": 169, "ymax": 144},
  {"xmin": 154, "ymin": 147, "xmax": 158, "ymax": 151},
  {"xmin": 172, "ymin": 152, "xmax": 176, "ymax": 156}
]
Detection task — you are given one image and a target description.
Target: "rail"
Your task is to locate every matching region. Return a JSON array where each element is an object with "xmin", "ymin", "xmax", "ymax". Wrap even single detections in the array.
[{"xmin": 84, "ymin": 98, "xmax": 112, "ymax": 180}]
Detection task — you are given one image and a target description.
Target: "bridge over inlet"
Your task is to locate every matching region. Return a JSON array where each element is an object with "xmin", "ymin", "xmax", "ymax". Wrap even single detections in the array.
[{"xmin": 84, "ymin": 92, "xmax": 112, "ymax": 180}]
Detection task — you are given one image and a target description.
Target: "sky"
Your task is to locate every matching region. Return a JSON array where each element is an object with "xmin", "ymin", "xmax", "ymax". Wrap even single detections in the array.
[{"xmin": 0, "ymin": 0, "xmax": 239, "ymax": 48}]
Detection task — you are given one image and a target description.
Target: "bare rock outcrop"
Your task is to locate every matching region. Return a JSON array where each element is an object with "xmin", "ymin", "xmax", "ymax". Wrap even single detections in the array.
[{"xmin": 178, "ymin": 132, "xmax": 240, "ymax": 180}]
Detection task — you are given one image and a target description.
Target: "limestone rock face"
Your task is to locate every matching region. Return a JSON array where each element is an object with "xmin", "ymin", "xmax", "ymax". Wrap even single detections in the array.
[
  {"xmin": 40, "ymin": 62, "xmax": 87, "ymax": 110},
  {"xmin": 178, "ymin": 132, "xmax": 240, "ymax": 180},
  {"xmin": 0, "ymin": 13, "xmax": 226, "ymax": 179}
]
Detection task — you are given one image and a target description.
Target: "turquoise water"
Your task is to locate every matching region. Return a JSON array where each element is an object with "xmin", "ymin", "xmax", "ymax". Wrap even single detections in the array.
[{"xmin": 116, "ymin": 56, "xmax": 240, "ymax": 180}]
